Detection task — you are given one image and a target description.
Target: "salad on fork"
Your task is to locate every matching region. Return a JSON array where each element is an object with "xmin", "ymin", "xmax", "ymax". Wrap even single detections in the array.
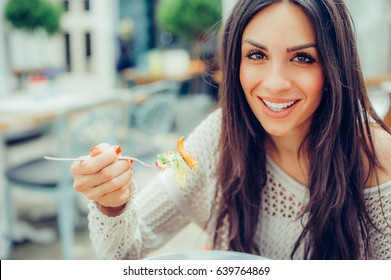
[{"xmin": 155, "ymin": 136, "xmax": 198, "ymax": 188}]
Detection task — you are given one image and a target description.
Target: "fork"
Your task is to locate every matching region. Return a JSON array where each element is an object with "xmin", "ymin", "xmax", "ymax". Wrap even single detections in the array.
[{"xmin": 44, "ymin": 156, "xmax": 157, "ymax": 168}]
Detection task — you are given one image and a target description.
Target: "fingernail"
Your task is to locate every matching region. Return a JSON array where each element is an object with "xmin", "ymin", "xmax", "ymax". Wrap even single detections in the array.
[
  {"xmin": 129, "ymin": 160, "xmax": 133, "ymax": 170},
  {"xmin": 113, "ymin": 145, "xmax": 122, "ymax": 155},
  {"xmin": 89, "ymin": 146, "xmax": 102, "ymax": 157}
]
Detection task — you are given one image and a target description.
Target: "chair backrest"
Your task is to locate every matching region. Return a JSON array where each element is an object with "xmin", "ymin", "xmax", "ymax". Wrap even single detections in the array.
[
  {"xmin": 55, "ymin": 100, "xmax": 121, "ymax": 159},
  {"xmin": 126, "ymin": 80, "xmax": 180, "ymax": 134}
]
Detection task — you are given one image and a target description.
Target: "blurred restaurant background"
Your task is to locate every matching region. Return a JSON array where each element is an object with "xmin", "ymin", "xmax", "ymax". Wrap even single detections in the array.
[{"xmin": 0, "ymin": 0, "xmax": 390, "ymax": 260}]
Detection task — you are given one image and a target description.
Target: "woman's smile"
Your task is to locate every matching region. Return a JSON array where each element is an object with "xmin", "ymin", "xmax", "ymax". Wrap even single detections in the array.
[{"xmin": 260, "ymin": 97, "xmax": 301, "ymax": 117}]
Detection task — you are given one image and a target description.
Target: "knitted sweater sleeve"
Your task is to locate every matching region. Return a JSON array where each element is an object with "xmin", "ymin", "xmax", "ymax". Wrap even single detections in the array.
[
  {"xmin": 87, "ymin": 109, "xmax": 222, "ymax": 259},
  {"xmin": 365, "ymin": 182, "xmax": 391, "ymax": 259}
]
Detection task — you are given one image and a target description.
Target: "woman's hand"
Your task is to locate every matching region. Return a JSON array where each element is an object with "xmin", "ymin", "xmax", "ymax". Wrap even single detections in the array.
[{"xmin": 71, "ymin": 143, "xmax": 133, "ymax": 216}]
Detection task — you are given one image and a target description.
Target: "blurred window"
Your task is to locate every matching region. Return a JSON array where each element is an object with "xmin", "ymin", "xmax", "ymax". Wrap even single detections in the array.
[
  {"xmin": 64, "ymin": 33, "xmax": 71, "ymax": 72},
  {"xmin": 85, "ymin": 32, "xmax": 92, "ymax": 72},
  {"xmin": 84, "ymin": 0, "xmax": 90, "ymax": 11},
  {"xmin": 63, "ymin": 0, "xmax": 69, "ymax": 12}
]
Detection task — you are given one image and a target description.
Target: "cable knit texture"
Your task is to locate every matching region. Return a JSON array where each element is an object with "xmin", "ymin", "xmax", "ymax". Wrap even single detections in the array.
[{"xmin": 88, "ymin": 109, "xmax": 391, "ymax": 259}]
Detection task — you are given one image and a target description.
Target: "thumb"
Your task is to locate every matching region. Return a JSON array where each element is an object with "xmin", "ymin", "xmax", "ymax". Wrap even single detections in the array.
[
  {"xmin": 89, "ymin": 143, "xmax": 112, "ymax": 157},
  {"xmin": 89, "ymin": 146, "xmax": 103, "ymax": 157}
]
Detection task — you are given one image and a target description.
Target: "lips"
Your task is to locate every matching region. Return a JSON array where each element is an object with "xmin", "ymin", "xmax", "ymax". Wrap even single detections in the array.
[{"xmin": 258, "ymin": 97, "xmax": 300, "ymax": 118}]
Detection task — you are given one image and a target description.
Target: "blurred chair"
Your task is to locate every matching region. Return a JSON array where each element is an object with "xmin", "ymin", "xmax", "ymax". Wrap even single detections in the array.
[
  {"xmin": 119, "ymin": 80, "xmax": 180, "ymax": 157},
  {"xmin": 4, "ymin": 125, "xmax": 50, "ymax": 146},
  {"xmin": 3, "ymin": 123, "xmax": 53, "ymax": 167},
  {"xmin": 131, "ymin": 80, "xmax": 180, "ymax": 134},
  {"xmin": 3, "ymin": 100, "xmax": 121, "ymax": 259}
]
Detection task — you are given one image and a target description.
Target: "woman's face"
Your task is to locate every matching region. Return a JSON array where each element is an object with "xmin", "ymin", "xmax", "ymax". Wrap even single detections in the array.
[{"xmin": 240, "ymin": 3, "xmax": 324, "ymax": 138}]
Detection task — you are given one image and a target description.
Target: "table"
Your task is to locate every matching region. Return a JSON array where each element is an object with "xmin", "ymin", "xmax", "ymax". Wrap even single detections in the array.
[
  {"xmin": 0, "ymin": 90, "xmax": 119, "ymax": 259},
  {"xmin": 121, "ymin": 60, "xmax": 206, "ymax": 86},
  {"xmin": 365, "ymin": 75, "xmax": 391, "ymax": 87}
]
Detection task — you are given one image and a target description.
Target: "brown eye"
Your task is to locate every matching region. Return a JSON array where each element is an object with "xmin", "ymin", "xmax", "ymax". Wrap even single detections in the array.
[
  {"xmin": 246, "ymin": 50, "xmax": 266, "ymax": 61},
  {"xmin": 292, "ymin": 52, "xmax": 315, "ymax": 64}
]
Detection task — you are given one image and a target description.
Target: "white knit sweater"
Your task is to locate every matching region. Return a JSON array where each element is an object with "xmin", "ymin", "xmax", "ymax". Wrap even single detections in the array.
[{"xmin": 88, "ymin": 109, "xmax": 391, "ymax": 259}]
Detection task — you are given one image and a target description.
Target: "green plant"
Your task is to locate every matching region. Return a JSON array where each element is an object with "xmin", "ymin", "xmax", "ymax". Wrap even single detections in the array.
[
  {"xmin": 156, "ymin": 0, "xmax": 222, "ymax": 43},
  {"xmin": 4, "ymin": 0, "xmax": 63, "ymax": 35}
]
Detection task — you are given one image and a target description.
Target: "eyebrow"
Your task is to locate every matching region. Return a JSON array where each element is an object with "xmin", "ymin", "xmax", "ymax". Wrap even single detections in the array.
[
  {"xmin": 286, "ymin": 43, "xmax": 317, "ymax": 52},
  {"xmin": 242, "ymin": 39, "xmax": 317, "ymax": 52}
]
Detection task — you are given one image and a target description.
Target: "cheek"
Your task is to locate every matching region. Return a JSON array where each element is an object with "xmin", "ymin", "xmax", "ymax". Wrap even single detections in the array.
[
  {"xmin": 240, "ymin": 63, "xmax": 259, "ymax": 93},
  {"xmin": 300, "ymin": 71, "xmax": 324, "ymax": 101}
]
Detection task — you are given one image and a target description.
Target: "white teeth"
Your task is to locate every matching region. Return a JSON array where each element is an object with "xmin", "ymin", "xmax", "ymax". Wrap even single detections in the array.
[{"xmin": 263, "ymin": 99, "xmax": 296, "ymax": 112}]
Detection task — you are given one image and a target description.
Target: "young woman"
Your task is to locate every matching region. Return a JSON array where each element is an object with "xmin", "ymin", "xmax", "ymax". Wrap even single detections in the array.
[{"xmin": 71, "ymin": 0, "xmax": 391, "ymax": 259}]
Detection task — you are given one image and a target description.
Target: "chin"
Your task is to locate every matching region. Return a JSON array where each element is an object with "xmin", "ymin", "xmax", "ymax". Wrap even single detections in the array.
[
  {"xmin": 264, "ymin": 129, "xmax": 289, "ymax": 137},
  {"xmin": 259, "ymin": 123, "xmax": 286, "ymax": 137}
]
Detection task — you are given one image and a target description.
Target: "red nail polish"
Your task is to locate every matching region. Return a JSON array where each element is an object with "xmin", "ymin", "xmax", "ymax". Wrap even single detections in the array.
[
  {"xmin": 113, "ymin": 145, "xmax": 122, "ymax": 155},
  {"xmin": 128, "ymin": 160, "xmax": 133, "ymax": 170}
]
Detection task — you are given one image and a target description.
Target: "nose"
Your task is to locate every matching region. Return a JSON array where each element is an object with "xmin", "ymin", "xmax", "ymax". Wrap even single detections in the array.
[{"xmin": 262, "ymin": 63, "xmax": 292, "ymax": 93}]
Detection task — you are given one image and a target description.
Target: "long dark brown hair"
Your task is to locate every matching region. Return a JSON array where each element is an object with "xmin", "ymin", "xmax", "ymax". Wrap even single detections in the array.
[{"xmin": 213, "ymin": 0, "xmax": 391, "ymax": 259}]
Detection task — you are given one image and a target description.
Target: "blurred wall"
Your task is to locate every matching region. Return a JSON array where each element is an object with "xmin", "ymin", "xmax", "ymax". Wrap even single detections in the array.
[
  {"xmin": 222, "ymin": 0, "xmax": 236, "ymax": 19},
  {"xmin": 0, "ymin": 0, "xmax": 9, "ymax": 96},
  {"xmin": 58, "ymin": 0, "xmax": 117, "ymax": 89},
  {"xmin": 345, "ymin": 0, "xmax": 391, "ymax": 77}
]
